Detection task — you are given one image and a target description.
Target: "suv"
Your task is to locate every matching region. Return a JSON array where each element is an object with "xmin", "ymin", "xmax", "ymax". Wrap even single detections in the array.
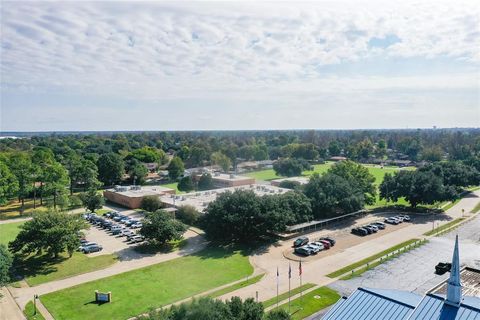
[
  {"xmin": 294, "ymin": 246, "xmax": 312, "ymax": 256},
  {"xmin": 319, "ymin": 237, "xmax": 336, "ymax": 246},
  {"xmin": 372, "ymin": 222, "xmax": 386, "ymax": 229},
  {"xmin": 385, "ymin": 217, "xmax": 400, "ymax": 225},
  {"xmin": 399, "ymin": 215, "xmax": 411, "ymax": 222},
  {"xmin": 304, "ymin": 243, "xmax": 321, "ymax": 254},
  {"xmin": 293, "ymin": 237, "xmax": 309, "ymax": 247},
  {"xmin": 82, "ymin": 244, "xmax": 103, "ymax": 253},
  {"xmin": 309, "ymin": 241, "xmax": 325, "ymax": 251},
  {"xmin": 130, "ymin": 235, "xmax": 145, "ymax": 243},
  {"xmin": 352, "ymin": 227, "xmax": 368, "ymax": 236}
]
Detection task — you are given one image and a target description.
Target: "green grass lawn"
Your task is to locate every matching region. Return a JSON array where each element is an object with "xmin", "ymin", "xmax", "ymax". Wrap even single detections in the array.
[
  {"xmin": 471, "ymin": 202, "xmax": 480, "ymax": 214},
  {"xmin": 24, "ymin": 301, "xmax": 46, "ymax": 320},
  {"xmin": 207, "ymin": 274, "xmax": 265, "ymax": 298},
  {"xmin": 271, "ymin": 287, "xmax": 340, "ymax": 320},
  {"xmin": 17, "ymin": 252, "xmax": 118, "ymax": 286},
  {"xmin": 327, "ymin": 239, "xmax": 420, "ymax": 278},
  {"xmin": 160, "ymin": 182, "xmax": 185, "ymax": 194},
  {"xmin": 41, "ymin": 246, "xmax": 253, "ymax": 320},
  {"xmin": 262, "ymin": 283, "xmax": 316, "ymax": 308},
  {"xmin": 0, "ymin": 220, "xmax": 24, "ymax": 245}
]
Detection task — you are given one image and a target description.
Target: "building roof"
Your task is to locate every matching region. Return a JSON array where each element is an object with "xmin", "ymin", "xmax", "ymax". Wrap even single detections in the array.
[
  {"xmin": 321, "ymin": 287, "xmax": 421, "ymax": 320},
  {"xmin": 270, "ymin": 176, "xmax": 309, "ymax": 185},
  {"xmin": 407, "ymin": 294, "xmax": 480, "ymax": 320},
  {"xmin": 106, "ymin": 185, "xmax": 174, "ymax": 197},
  {"xmin": 431, "ymin": 268, "xmax": 480, "ymax": 298},
  {"xmin": 211, "ymin": 173, "xmax": 254, "ymax": 182}
]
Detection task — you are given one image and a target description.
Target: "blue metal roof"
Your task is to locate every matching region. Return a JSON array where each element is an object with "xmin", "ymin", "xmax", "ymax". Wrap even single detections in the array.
[
  {"xmin": 407, "ymin": 294, "xmax": 480, "ymax": 320},
  {"xmin": 321, "ymin": 287, "xmax": 421, "ymax": 320}
]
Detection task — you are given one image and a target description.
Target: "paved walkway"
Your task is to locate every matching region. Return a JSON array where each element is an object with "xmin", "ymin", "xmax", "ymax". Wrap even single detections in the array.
[
  {"xmin": 0, "ymin": 287, "xmax": 25, "ymax": 320},
  {"xmin": 10, "ymin": 229, "xmax": 208, "ymax": 309}
]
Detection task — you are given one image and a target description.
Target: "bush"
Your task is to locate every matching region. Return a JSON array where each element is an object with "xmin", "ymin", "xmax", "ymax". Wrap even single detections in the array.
[
  {"xmin": 278, "ymin": 180, "xmax": 302, "ymax": 190},
  {"xmin": 68, "ymin": 194, "xmax": 83, "ymax": 208},
  {"xmin": 141, "ymin": 195, "xmax": 163, "ymax": 212},
  {"xmin": 176, "ymin": 205, "xmax": 200, "ymax": 225},
  {"xmin": 178, "ymin": 176, "xmax": 195, "ymax": 192}
]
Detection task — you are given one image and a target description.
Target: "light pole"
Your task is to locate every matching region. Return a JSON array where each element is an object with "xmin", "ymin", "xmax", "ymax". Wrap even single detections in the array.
[{"xmin": 33, "ymin": 294, "xmax": 39, "ymax": 315}]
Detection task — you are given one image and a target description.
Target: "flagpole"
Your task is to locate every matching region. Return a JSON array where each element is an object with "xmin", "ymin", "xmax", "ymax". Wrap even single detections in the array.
[
  {"xmin": 288, "ymin": 263, "xmax": 291, "ymax": 313},
  {"xmin": 276, "ymin": 267, "xmax": 279, "ymax": 308},
  {"xmin": 300, "ymin": 259, "xmax": 303, "ymax": 307}
]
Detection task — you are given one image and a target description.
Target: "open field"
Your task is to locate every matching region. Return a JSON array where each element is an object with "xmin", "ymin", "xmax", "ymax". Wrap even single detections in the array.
[
  {"xmin": 19, "ymin": 252, "xmax": 118, "ymax": 287},
  {"xmin": 0, "ymin": 198, "xmax": 49, "ymax": 220},
  {"xmin": 41, "ymin": 246, "xmax": 253, "ymax": 320},
  {"xmin": 0, "ymin": 220, "xmax": 24, "ymax": 245},
  {"xmin": 271, "ymin": 286, "xmax": 340, "ymax": 320},
  {"xmin": 159, "ymin": 182, "xmax": 185, "ymax": 194}
]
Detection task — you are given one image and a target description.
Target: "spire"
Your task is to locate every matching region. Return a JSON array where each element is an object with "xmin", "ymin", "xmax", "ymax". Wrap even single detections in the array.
[{"xmin": 446, "ymin": 235, "xmax": 462, "ymax": 306}]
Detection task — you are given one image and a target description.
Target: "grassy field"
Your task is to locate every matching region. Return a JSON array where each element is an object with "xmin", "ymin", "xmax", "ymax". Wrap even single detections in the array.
[
  {"xmin": 472, "ymin": 202, "xmax": 480, "ymax": 214},
  {"xmin": 423, "ymin": 218, "xmax": 465, "ymax": 236},
  {"xmin": 326, "ymin": 238, "xmax": 420, "ymax": 278},
  {"xmin": 24, "ymin": 301, "xmax": 46, "ymax": 320},
  {"xmin": 271, "ymin": 286, "xmax": 340, "ymax": 320},
  {"xmin": 41, "ymin": 246, "xmax": 253, "ymax": 320},
  {"xmin": 18, "ymin": 252, "xmax": 118, "ymax": 286},
  {"xmin": 207, "ymin": 274, "xmax": 264, "ymax": 298},
  {"xmin": 262, "ymin": 283, "xmax": 316, "ymax": 308},
  {"xmin": 160, "ymin": 182, "xmax": 185, "ymax": 194},
  {"xmin": 0, "ymin": 198, "xmax": 49, "ymax": 220},
  {"xmin": 0, "ymin": 220, "xmax": 24, "ymax": 245}
]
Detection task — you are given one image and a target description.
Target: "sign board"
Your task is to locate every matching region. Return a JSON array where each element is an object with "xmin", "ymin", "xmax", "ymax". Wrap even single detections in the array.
[{"xmin": 95, "ymin": 290, "xmax": 112, "ymax": 303}]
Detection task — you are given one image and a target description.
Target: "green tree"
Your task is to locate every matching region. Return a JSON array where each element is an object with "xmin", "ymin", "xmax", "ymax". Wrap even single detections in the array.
[
  {"xmin": 141, "ymin": 195, "xmax": 163, "ymax": 212},
  {"xmin": 0, "ymin": 161, "xmax": 19, "ymax": 205},
  {"xmin": 97, "ymin": 153, "xmax": 125, "ymax": 186},
  {"xmin": 421, "ymin": 146, "xmax": 444, "ymax": 162},
  {"xmin": 32, "ymin": 147, "xmax": 55, "ymax": 206},
  {"xmin": 273, "ymin": 158, "xmax": 304, "ymax": 177},
  {"xmin": 140, "ymin": 210, "xmax": 187, "ymax": 245},
  {"xmin": 167, "ymin": 156, "xmax": 185, "ymax": 181},
  {"xmin": 129, "ymin": 161, "xmax": 148, "ymax": 185},
  {"xmin": 178, "ymin": 176, "xmax": 195, "ymax": 192},
  {"xmin": 278, "ymin": 180, "xmax": 302, "ymax": 190},
  {"xmin": 327, "ymin": 160, "xmax": 376, "ymax": 205},
  {"xmin": 211, "ymin": 151, "xmax": 232, "ymax": 172},
  {"xmin": 7, "ymin": 152, "xmax": 33, "ymax": 210},
  {"xmin": 43, "ymin": 161, "xmax": 70, "ymax": 209},
  {"xmin": 265, "ymin": 309, "xmax": 292, "ymax": 320},
  {"xmin": 0, "ymin": 244, "xmax": 13, "ymax": 287},
  {"xmin": 176, "ymin": 205, "xmax": 200, "ymax": 225},
  {"xmin": 80, "ymin": 188, "xmax": 105, "ymax": 213},
  {"xmin": 9, "ymin": 210, "xmax": 86, "ymax": 258},
  {"xmin": 304, "ymin": 173, "xmax": 366, "ymax": 218},
  {"xmin": 197, "ymin": 173, "xmax": 214, "ymax": 191},
  {"xmin": 130, "ymin": 146, "xmax": 164, "ymax": 163}
]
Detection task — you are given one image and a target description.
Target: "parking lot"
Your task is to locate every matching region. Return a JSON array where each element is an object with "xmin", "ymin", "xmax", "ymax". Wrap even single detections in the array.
[
  {"xmin": 79, "ymin": 208, "xmax": 147, "ymax": 257},
  {"xmin": 329, "ymin": 215, "xmax": 480, "ymax": 297},
  {"xmin": 284, "ymin": 215, "xmax": 413, "ymax": 261}
]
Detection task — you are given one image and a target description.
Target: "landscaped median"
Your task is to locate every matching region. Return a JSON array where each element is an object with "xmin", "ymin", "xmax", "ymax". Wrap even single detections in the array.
[
  {"xmin": 23, "ymin": 301, "xmax": 46, "ymax": 320},
  {"xmin": 40, "ymin": 246, "xmax": 253, "ymax": 320},
  {"xmin": 327, "ymin": 238, "xmax": 426, "ymax": 279},
  {"xmin": 262, "ymin": 283, "xmax": 316, "ymax": 308},
  {"xmin": 270, "ymin": 286, "xmax": 341, "ymax": 320},
  {"xmin": 423, "ymin": 218, "xmax": 465, "ymax": 237}
]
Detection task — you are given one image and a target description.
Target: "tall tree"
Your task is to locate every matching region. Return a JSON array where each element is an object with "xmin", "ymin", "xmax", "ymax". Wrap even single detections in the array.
[
  {"xmin": 43, "ymin": 161, "xmax": 70, "ymax": 210},
  {"xmin": 0, "ymin": 161, "xmax": 19, "ymax": 205},
  {"xmin": 9, "ymin": 210, "xmax": 86, "ymax": 258},
  {"xmin": 80, "ymin": 188, "xmax": 104, "ymax": 213},
  {"xmin": 211, "ymin": 152, "xmax": 232, "ymax": 172},
  {"xmin": 167, "ymin": 156, "xmax": 185, "ymax": 181},
  {"xmin": 178, "ymin": 176, "xmax": 195, "ymax": 192},
  {"xmin": 140, "ymin": 210, "xmax": 187, "ymax": 245},
  {"xmin": 7, "ymin": 152, "xmax": 33, "ymax": 210},
  {"xmin": 97, "ymin": 153, "xmax": 125, "ymax": 186}
]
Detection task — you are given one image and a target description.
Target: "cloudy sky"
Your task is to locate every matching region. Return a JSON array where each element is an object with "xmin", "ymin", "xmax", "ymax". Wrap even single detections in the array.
[{"xmin": 1, "ymin": 0, "xmax": 479, "ymax": 131}]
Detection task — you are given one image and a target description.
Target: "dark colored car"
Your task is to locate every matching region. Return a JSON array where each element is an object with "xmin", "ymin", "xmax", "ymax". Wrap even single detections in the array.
[
  {"xmin": 435, "ymin": 262, "xmax": 452, "ymax": 275},
  {"xmin": 82, "ymin": 244, "xmax": 103, "ymax": 254},
  {"xmin": 293, "ymin": 237, "xmax": 309, "ymax": 248},
  {"xmin": 294, "ymin": 246, "xmax": 312, "ymax": 256},
  {"xmin": 113, "ymin": 215, "xmax": 127, "ymax": 222},
  {"xmin": 372, "ymin": 222, "xmax": 386, "ymax": 229},
  {"xmin": 352, "ymin": 228, "xmax": 368, "ymax": 236},
  {"xmin": 319, "ymin": 237, "xmax": 336, "ymax": 246}
]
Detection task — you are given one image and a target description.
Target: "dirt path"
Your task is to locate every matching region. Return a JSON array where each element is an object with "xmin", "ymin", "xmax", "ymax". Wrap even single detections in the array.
[{"xmin": 10, "ymin": 229, "xmax": 208, "ymax": 309}]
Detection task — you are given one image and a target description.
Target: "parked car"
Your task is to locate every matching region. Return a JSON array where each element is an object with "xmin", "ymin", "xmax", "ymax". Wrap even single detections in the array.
[
  {"xmin": 129, "ymin": 235, "xmax": 145, "ymax": 243},
  {"xmin": 126, "ymin": 233, "xmax": 140, "ymax": 241},
  {"xmin": 82, "ymin": 244, "xmax": 103, "ymax": 254},
  {"xmin": 120, "ymin": 217, "xmax": 131, "ymax": 224},
  {"xmin": 310, "ymin": 241, "xmax": 325, "ymax": 251},
  {"xmin": 367, "ymin": 225, "xmax": 378, "ymax": 232},
  {"xmin": 113, "ymin": 215, "xmax": 126, "ymax": 222},
  {"xmin": 78, "ymin": 242, "xmax": 97, "ymax": 251},
  {"xmin": 293, "ymin": 237, "xmax": 309, "ymax": 247},
  {"xmin": 319, "ymin": 237, "xmax": 336, "ymax": 246},
  {"xmin": 130, "ymin": 222, "xmax": 142, "ymax": 229},
  {"xmin": 435, "ymin": 262, "xmax": 452, "ymax": 275},
  {"xmin": 294, "ymin": 246, "xmax": 312, "ymax": 256},
  {"xmin": 372, "ymin": 222, "xmax": 386, "ymax": 229},
  {"xmin": 385, "ymin": 217, "xmax": 400, "ymax": 225},
  {"xmin": 121, "ymin": 229, "xmax": 135, "ymax": 237},
  {"xmin": 304, "ymin": 243, "xmax": 321, "ymax": 254},
  {"xmin": 111, "ymin": 228, "xmax": 125, "ymax": 235},
  {"xmin": 318, "ymin": 239, "xmax": 331, "ymax": 249},
  {"xmin": 351, "ymin": 227, "xmax": 368, "ymax": 236},
  {"xmin": 399, "ymin": 215, "xmax": 411, "ymax": 222},
  {"xmin": 125, "ymin": 219, "xmax": 138, "ymax": 227},
  {"xmin": 80, "ymin": 239, "xmax": 89, "ymax": 245}
]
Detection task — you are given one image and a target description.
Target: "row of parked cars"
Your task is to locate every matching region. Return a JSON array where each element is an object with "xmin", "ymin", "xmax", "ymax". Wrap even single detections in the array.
[
  {"xmin": 384, "ymin": 215, "xmax": 411, "ymax": 224},
  {"xmin": 78, "ymin": 239, "xmax": 103, "ymax": 254},
  {"xmin": 84, "ymin": 212, "xmax": 145, "ymax": 244},
  {"xmin": 293, "ymin": 236, "xmax": 336, "ymax": 256},
  {"xmin": 351, "ymin": 221, "xmax": 386, "ymax": 236}
]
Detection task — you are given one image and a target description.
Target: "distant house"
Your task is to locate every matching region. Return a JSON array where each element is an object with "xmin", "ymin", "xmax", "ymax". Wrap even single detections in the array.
[
  {"xmin": 329, "ymin": 156, "xmax": 347, "ymax": 162},
  {"xmin": 143, "ymin": 162, "xmax": 158, "ymax": 172}
]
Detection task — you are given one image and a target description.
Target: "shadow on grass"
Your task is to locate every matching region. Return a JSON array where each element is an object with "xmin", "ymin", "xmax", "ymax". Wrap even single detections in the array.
[
  {"xmin": 134, "ymin": 239, "xmax": 188, "ymax": 255},
  {"xmin": 13, "ymin": 253, "xmax": 68, "ymax": 279}
]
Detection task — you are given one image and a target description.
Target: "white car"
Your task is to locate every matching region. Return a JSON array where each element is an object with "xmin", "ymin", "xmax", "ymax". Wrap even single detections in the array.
[{"xmin": 309, "ymin": 241, "xmax": 325, "ymax": 251}]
